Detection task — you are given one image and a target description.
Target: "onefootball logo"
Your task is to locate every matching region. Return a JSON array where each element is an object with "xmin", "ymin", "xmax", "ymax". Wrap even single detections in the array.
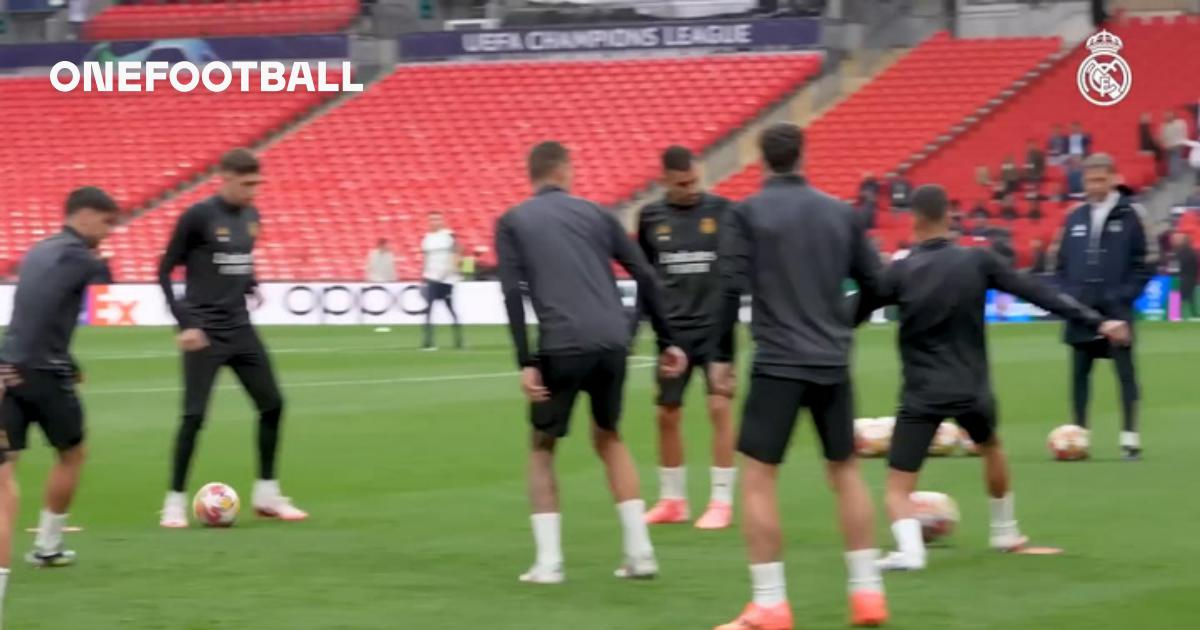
[
  {"xmin": 49, "ymin": 60, "xmax": 363, "ymax": 93},
  {"xmin": 1076, "ymin": 29, "xmax": 1131, "ymax": 107}
]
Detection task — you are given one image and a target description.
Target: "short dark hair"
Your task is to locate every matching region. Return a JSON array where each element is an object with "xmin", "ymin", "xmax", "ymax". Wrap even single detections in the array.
[
  {"xmin": 219, "ymin": 148, "xmax": 260, "ymax": 175},
  {"xmin": 661, "ymin": 145, "xmax": 694, "ymax": 172},
  {"xmin": 65, "ymin": 186, "xmax": 118, "ymax": 216},
  {"xmin": 911, "ymin": 184, "xmax": 949, "ymax": 222},
  {"xmin": 528, "ymin": 141, "xmax": 569, "ymax": 182},
  {"xmin": 759, "ymin": 123, "xmax": 803, "ymax": 174}
]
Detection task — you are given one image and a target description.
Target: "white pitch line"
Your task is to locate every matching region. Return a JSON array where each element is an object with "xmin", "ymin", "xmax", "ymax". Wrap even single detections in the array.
[
  {"xmin": 79, "ymin": 346, "xmax": 515, "ymax": 361},
  {"xmin": 82, "ymin": 357, "xmax": 658, "ymax": 396}
]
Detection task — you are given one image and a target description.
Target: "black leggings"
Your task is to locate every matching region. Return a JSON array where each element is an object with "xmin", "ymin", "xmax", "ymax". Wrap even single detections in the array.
[{"xmin": 1071, "ymin": 341, "xmax": 1138, "ymax": 433}]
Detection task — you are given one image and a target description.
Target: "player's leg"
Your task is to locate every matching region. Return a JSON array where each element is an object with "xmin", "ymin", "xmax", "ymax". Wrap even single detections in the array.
[
  {"xmin": 586, "ymin": 351, "xmax": 657, "ymax": 578},
  {"xmin": 1070, "ymin": 344, "xmax": 1095, "ymax": 428},
  {"xmin": 421, "ymin": 281, "xmax": 437, "ymax": 350},
  {"xmin": 645, "ymin": 365, "xmax": 691, "ymax": 525},
  {"xmin": 0, "ymin": 456, "xmax": 15, "ymax": 623},
  {"xmin": 811, "ymin": 380, "xmax": 887, "ymax": 626},
  {"xmin": 878, "ymin": 408, "xmax": 939, "ymax": 572},
  {"xmin": 1111, "ymin": 344, "xmax": 1141, "ymax": 459},
  {"xmin": 442, "ymin": 287, "xmax": 464, "ymax": 349},
  {"xmin": 696, "ymin": 358, "xmax": 736, "ymax": 530},
  {"xmin": 163, "ymin": 343, "xmax": 223, "ymax": 527},
  {"xmin": 960, "ymin": 396, "xmax": 1026, "ymax": 550},
  {"xmin": 520, "ymin": 354, "xmax": 581, "ymax": 584},
  {"xmin": 228, "ymin": 327, "xmax": 307, "ymax": 520},
  {"xmin": 715, "ymin": 375, "xmax": 804, "ymax": 630}
]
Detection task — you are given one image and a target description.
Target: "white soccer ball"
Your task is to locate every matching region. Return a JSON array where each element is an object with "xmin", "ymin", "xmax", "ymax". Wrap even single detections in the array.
[
  {"xmin": 1048, "ymin": 425, "xmax": 1090, "ymax": 461},
  {"xmin": 910, "ymin": 491, "xmax": 959, "ymax": 543},
  {"xmin": 928, "ymin": 422, "xmax": 960, "ymax": 457},
  {"xmin": 855, "ymin": 417, "xmax": 893, "ymax": 458},
  {"xmin": 193, "ymin": 482, "xmax": 241, "ymax": 527}
]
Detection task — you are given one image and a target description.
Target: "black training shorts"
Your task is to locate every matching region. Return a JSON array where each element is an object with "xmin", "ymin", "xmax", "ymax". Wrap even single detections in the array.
[
  {"xmin": 655, "ymin": 330, "xmax": 716, "ymax": 407},
  {"xmin": 889, "ymin": 395, "xmax": 997, "ymax": 473},
  {"xmin": 738, "ymin": 374, "xmax": 855, "ymax": 465},
  {"xmin": 0, "ymin": 368, "xmax": 85, "ymax": 456},
  {"xmin": 531, "ymin": 350, "xmax": 627, "ymax": 438}
]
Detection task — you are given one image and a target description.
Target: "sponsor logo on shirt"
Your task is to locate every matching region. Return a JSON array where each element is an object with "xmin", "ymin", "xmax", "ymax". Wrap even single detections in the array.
[
  {"xmin": 213, "ymin": 252, "xmax": 255, "ymax": 276},
  {"xmin": 660, "ymin": 250, "xmax": 716, "ymax": 275},
  {"xmin": 1107, "ymin": 221, "xmax": 1123, "ymax": 233},
  {"xmin": 1070, "ymin": 224, "xmax": 1087, "ymax": 238}
]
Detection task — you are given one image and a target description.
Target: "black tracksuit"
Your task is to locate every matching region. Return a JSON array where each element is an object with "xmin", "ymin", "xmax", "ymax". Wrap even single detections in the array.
[
  {"xmin": 856, "ymin": 238, "xmax": 1105, "ymax": 471},
  {"xmin": 713, "ymin": 174, "xmax": 884, "ymax": 464},
  {"xmin": 0, "ymin": 227, "xmax": 101, "ymax": 456},
  {"xmin": 495, "ymin": 185, "xmax": 677, "ymax": 437},
  {"xmin": 158, "ymin": 195, "xmax": 283, "ymax": 491},
  {"xmin": 634, "ymin": 193, "xmax": 731, "ymax": 404}
]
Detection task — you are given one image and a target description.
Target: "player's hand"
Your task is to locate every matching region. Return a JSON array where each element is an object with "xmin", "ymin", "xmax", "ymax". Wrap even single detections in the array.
[
  {"xmin": 177, "ymin": 328, "xmax": 210, "ymax": 352},
  {"xmin": 1099, "ymin": 320, "xmax": 1131, "ymax": 346},
  {"xmin": 521, "ymin": 367, "xmax": 550, "ymax": 403},
  {"xmin": 708, "ymin": 362, "xmax": 736, "ymax": 398},
  {"xmin": 658, "ymin": 346, "xmax": 688, "ymax": 379},
  {"xmin": 248, "ymin": 287, "xmax": 264, "ymax": 310},
  {"xmin": 0, "ymin": 364, "xmax": 21, "ymax": 389}
]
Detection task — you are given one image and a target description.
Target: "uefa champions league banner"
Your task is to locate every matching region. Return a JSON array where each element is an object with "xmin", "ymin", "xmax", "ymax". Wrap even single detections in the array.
[
  {"xmin": 398, "ymin": 17, "xmax": 821, "ymax": 59},
  {"xmin": 0, "ymin": 35, "xmax": 349, "ymax": 71}
]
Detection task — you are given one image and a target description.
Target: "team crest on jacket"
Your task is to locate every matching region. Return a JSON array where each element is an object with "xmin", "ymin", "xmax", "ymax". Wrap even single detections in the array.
[
  {"xmin": 215, "ymin": 226, "xmax": 231, "ymax": 243},
  {"xmin": 656, "ymin": 224, "xmax": 671, "ymax": 241},
  {"xmin": 700, "ymin": 217, "xmax": 717, "ymax": 234},
  {"xmin": 1077, "ymin": 30, "xmax": 1131, "ymax": 107},
  {"xmin": 248, "ymin": 222, "xmax": 260, "ymax": 237}
]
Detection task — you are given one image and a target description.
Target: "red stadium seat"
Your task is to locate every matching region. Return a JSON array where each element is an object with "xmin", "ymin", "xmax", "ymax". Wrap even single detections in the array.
[{"xmin": 85, "ymin": 0, "xmax": 357, "ymax": 40}]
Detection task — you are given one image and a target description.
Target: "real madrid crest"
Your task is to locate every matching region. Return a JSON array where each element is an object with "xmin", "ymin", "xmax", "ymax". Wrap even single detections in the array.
[
  {"xmin": 700, "ymin": 217, "xmax": 717, "ymax": 234},
  {"xmin": 656, "ymin": 224, "xmax": 672, "ymax": 241},
  {"xmin": 1077, "ymin": 29, "xmax": 1132, "ymax": 107}
]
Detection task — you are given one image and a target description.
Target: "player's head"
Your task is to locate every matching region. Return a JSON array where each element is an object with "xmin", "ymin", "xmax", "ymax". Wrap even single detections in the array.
[
  {"xmin": 1164, "ymin": 109, "xmax": 1176, "ymax": 121},
  {"xmin": 64, "ymin": 186, "xmax": 120, "ymax": 246},
  {"xmin": 910, "ymin": 184, "xmax": 950, "ymax": 238},
  {"xmin": 1082, "ymin": 153, "xmax": 1117, "ymax": 202},
  {"xmin": 759, "ymin": 123, "xmax": 803, "ymax": 175},
  {"xmin": 428, "ymin": 212, "xmax": 445, "ymax": 232},
  {"xmin": 218, "ymin": 148, "xmax": 262, "ymax": 207},
  {"xmin": 1071, "ymin": 121, "xmax": 1083, "ymax": 132},
  {"xmin": 377, "ymin": 238, "xmax": 389, "ymax": 249},
  {"xmin": 660, "ymin": 145, "xmax": 702, "ymax": 207},
  {"xmin": 528, "ymin": 141, "xmax": 572, "ymax": 190},
  {"xmin": 1172, "ymin": 231, "xmax": 1188, "ymax": 247}
]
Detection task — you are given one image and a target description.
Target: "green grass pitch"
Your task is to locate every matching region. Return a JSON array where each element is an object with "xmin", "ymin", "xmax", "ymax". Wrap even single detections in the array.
[{"xmin": 5, "ymin": 322, "xmax": 1197, "ymax": 629}]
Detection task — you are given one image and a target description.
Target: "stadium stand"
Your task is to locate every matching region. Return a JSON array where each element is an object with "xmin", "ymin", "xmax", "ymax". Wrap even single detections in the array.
[
  {"xmin": 714, "ymin": 33, "xmax": 1061, "ymax": 204},
  {"xmin": 84, "ymin": 0, "xmax": 359, "ymax": 40},
  {"xmin": 0, "ymin": 74, "xmax": 342, "ymax": 274},
  {"xmin": 104, "ymin": 54, "xmax": 823, "ymax": 281},
  {"xmin": 905, "ymin": 15, "xmax": 1200, "ymax": 267}
]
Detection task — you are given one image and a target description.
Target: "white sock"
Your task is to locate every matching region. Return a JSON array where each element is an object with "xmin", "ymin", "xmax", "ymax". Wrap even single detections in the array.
[
  {"xmin": 845, "ymin": 549, "xmax": 884, "ymax": 594},
  {"xmin": 749, "ymin": 562, "xmax": 787, "ymax": 607},
  {"xmin": 0, "ymin": 567, "xmax": 8, "ymax": 620},
  {"xmin": 616, "ymin": 499, "xmax": 654, "ymax": 558},
  {"xmin": 1120, "ymin": 431, "xmax": 1140, "ymax": 449},
  {"xmin": 166, "ymin": 490, "xmax": 187, "ymax": 506},
  {"xmin": 254, "ymin": 479, "xmax": 281, "ymax": 500},
  {"xmin": 34, "ymin": 510, "xmax": 67, "ymax": 554},
  {"xmin": 989, "ymin": 493, "xmax": 1018, "ymax": 534},
  {"xmin": 710, "ymin": 467, "xmax": 736, "ymax": 505},
  {"xmin": 891, "ymin": 518, "xmax": 926, "ymax": 562},
  {"xmin": 658, "ymin": 467, "xmax": 686, "ymax": 501},
  {"xmin": 530, "ymin": 513, "xmax": 562, "ymax": 568}
]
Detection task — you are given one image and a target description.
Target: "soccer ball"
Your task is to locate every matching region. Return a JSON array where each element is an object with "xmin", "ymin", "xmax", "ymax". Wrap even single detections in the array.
[
  {"xmin": 1048, "ymin": 425, "xmax": 1090, "ymax": 461},
  {"xmin": 958, "ymin": 426, "xmax": 981, "ymax": 456},
  {"xmin": 855, "ymin": 417, "xmax": 893, "ymax": 458},
  {"xmin": 928, "ymin": 422, "xmax": 960, "ymax": 457},
  {"xmin": 193, "ymin": 482, "xmax": 241, "ymax": 527},
  {"xmin": 910, "ymin": 491, "xmax": 959, "ymax": 543}
]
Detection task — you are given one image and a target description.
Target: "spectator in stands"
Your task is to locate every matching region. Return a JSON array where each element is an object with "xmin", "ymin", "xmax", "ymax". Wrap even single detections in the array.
[
  {"xmin": 999, "ymin": 193, "xmax": 1019, "ymax": 221},
  {"xmin": 1160, "ymin": 109, "xmax": 1189, "ymax": 177},
  {"xmin": 969, "ymin": 200, "xmax": 989, "ymax": 220},
  {"xmin": 1050, "ymin": 181, "xmax": 1071, "ymax": 203},
  {"xmin": 949, "ymin": 213, "xmax": 965, "ymax": 237},
  {"xmin": 1138, "ymin": 112, "xmax": 1162, "ymax": 174},
  {"xmin": 68, "ymin": 0, "xmax": 89, "ymax": 41},
  {"xmin": 1030, "ymin": 238, "xmax": 1049, "ymax": 274},
  {"xmin": 999, "ymin": 155, "xmax": 1022, "ymax": 196},
  {"xmin": 1172, "ymin": 232, "xmax": 1197, "ymax": 319},
  {"xmin": 1067, "ymin": 121, "xmax": 1092, "ymax": 158},
  {"xmin": 1024, "ymin": 139, "xmax": 1046, "ymax": 183},
  {"xmin": 975, "ymin": 164, "xmax": 993, "ymax": 195},
  {"xmin": 888, "ymin": 172, "xmax": 913, "ymax": 211},
  {"xmin": 1028, "ymin": 199, "xmax": 1044, "ymax": 222},
  {"xmin": 1066, "ymin": 156, "xmax": 1085, "ymax": 198},
  {"xmin": 1047, "ymin": 123, "xmax": 1069, "ymax": 164},
  {"xmin": 859, "ymin": 171, "xmax": 881, "ymax": 203},
  {"xmin": 365, "ymin": 238, "xmax": 397, "ymax": 282},
  {"xmin": 1184, "ymin": 183, "xmax": 1200, "ymax": 208}
]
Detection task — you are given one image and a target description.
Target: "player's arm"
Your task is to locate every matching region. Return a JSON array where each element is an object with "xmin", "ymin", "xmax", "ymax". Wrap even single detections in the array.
[
  {"xmin": 1119, "ymin": 205, "xmax": 1158, "ymax": 303},
  {"xmin": 158, "ymin": 209, "xmax": 201, "ymax": 329},
  {"xmin": 607, "ymin": 213, "xmax": 677, "ymax": 350},
  {"xmin": 711, "ymin": 204, "xmax": 752, "ymax": 363},
  {"xmin": 628, "ymin": 214, "xmax": 655, "ymax": 339},
  {"xmin": 982, "ymin": 249, "xmax": 1121, "ymax": 341},
  {"xmin": 848, "ymin": 218, "xmax": 892, "ymax": 325},
  {"xmin": 854, "ymin": 263, "xmax": 899, "ymax": 326},
  {"xmin": 495, "ymin": 215, "xmax": 534, "ymax": 369}
]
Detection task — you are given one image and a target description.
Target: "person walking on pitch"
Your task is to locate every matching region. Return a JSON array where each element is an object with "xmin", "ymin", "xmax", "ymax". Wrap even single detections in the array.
[
  {"xmin": 496, "ymin": 141, "xmax": 687, "ymax": 584},
  {"xmin": 855, "ymin": 185, "xmax": 1130, "ymax": 572}
]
